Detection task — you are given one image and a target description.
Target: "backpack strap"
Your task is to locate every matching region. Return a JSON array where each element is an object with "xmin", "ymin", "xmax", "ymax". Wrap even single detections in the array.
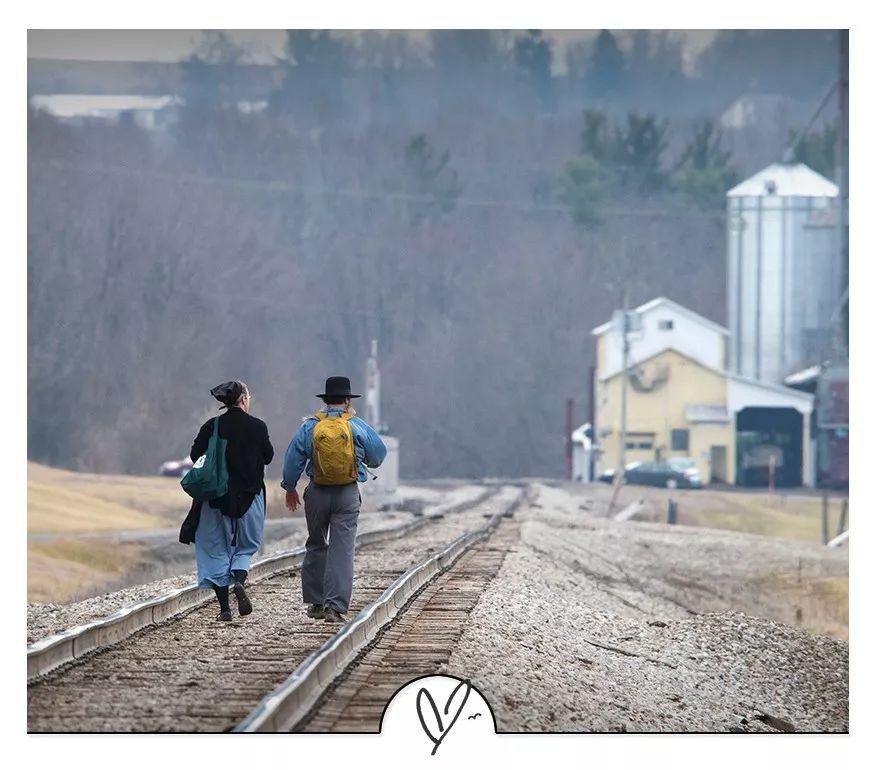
[{"xmin": 314, "ymin": 410, "xmax": 354, "ymax": 422}]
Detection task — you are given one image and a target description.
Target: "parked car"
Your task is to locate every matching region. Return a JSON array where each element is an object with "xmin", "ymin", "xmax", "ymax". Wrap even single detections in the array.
[
  {"xmin": 597, "ymin": 462, "xmax": 643, "ymax": 484},
  {"xmin": 159, "ymin": 457, "xmax": 194, "ymax": 477},
  {"xmin": 626, "ymin": 457, "xmax": 702, "ymax": 489}
]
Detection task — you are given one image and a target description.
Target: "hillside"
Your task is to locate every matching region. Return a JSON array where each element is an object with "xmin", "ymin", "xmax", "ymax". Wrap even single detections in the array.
[
  {"xmin": 28, "ymin": 461, "xmax": 185, "ymax": 533},
  {"xmin": 27, "ymin": 462, "xmax": 187, "ymax": 602}
]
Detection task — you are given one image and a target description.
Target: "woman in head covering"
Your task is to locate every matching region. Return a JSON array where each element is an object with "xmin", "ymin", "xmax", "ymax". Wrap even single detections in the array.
[{"xmin": 187, "ymin": 381, "xmax": 274, "ymax": 621}]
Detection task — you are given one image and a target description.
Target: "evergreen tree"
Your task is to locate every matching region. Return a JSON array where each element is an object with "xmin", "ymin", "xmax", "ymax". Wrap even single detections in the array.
[
  {"xmin": 514, "ymin": 30, "xmax": 554, "ymax": 111},
  {"xmin": 558, "ymin": 155, "xmax": 609, "ymax": 227},
  {"xmin": 271, "ymin": 30, "xmax": 353, "ymax": 124},
  {"xmin": 579, "ymin": 108, "xmax": 615, "ymax": 165},
  {"xmin": 613, "ymin": 113, "xmax": 669, "ymax": 192},
  {"xmin": 180, "ymin": 32, "xmax": 246, "ymax": 112},
  {"xmin": 403, "ymin": 134, "xmax": 464, "ymax": 225},
  {"xmin": 587, "ymin": 30, "xmax": 626, "ymax": 97},
  {"xmin": 671, "ymin": 120, "xmax": 738, "ymax": 209},
  {"xmin": 790, "ymin": 121, "xmax": 838, "ymax": 179},
  {"xmin": 428, "ymin": 30, "xmax": 508, "ymax": 74},
  {"xmin": 696, "ymin": 30, "xmax": 837, "ymax": 103},
  {"xmin": 627, "ymin": 30, "xmax": 686, "ymax": 96}
]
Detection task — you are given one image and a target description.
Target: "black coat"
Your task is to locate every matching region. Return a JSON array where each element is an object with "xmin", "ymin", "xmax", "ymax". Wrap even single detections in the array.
[{"xmin": 179, "ymin": 407, "xmax": 274, "ymax": 544}]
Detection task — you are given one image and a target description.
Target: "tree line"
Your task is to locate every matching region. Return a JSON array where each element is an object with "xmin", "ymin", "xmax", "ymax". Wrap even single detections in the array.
[{"xmin": 27, "ymin": 30, "xmax": 839, "ymax": 479}]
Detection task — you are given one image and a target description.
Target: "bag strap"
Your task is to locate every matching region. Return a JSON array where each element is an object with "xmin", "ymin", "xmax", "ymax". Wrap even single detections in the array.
[
  {"xmin": 212, "ymin": 416, "xmax": 220, "ymax": 437},
  {"xmin": 314, "ymin": 410, "xmax": 354, "ymax": 422}
]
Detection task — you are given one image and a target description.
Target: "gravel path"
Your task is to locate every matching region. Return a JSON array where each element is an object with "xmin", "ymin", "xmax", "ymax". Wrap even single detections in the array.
[
  {"xmin": 442, "ymin": 483, "xmax": 848, "ymax": 732},
  {"xmin": 27, "ymin": 484, "xmax": 489, "ymax": 644}
]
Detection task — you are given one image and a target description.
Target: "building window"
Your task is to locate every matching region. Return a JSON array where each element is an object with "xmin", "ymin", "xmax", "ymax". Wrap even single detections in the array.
[
  {"xmin": 625, "ymin": 433, "xmax": 654, "ymax": 450},
  {"xmin": 671, "ymin": 429, "xmax": 689, "ymax": 451},
  {"xmin": 659, "ymin": 319, "xmax": 674, "ymax": 331}
]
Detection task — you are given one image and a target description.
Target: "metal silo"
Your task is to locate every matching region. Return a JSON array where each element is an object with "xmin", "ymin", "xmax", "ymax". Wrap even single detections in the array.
[{"xmin": 727, "ymin": 162, "xmax": 839, "ymax": 384}]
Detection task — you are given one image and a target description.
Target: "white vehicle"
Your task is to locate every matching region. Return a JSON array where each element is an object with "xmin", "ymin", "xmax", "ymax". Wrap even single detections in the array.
[{"xmin": 159, "ymin": 457, "xmax": 194, "ymax": 478}]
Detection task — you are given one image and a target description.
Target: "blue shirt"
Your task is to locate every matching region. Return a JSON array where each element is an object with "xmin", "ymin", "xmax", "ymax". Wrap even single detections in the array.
[{"xmin": 281, "ymin": 407, "xmax": 388, "ymax": 489}]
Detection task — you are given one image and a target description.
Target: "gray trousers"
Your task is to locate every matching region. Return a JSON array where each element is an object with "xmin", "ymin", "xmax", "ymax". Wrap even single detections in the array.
[{"xmin": 301, "ymin": 481, "xmax": 361, "ymax": 613}]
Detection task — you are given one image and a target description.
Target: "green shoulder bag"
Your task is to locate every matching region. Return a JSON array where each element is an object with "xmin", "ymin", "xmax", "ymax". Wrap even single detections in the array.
[{"xmin": 181, "ymin": 417, "xmax": 230, "ymax": 501}]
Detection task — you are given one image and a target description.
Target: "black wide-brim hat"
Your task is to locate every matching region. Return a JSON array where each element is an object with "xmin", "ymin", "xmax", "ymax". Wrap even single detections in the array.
[{"xmin": 317, "ymin": 376, "xmax": 361, "ymax": 399}]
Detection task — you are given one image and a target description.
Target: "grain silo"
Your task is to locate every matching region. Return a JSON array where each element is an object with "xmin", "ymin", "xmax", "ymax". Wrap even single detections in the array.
[{"xmin": 727, "ymin": 162, "xmax": 840, "ymax": 384}]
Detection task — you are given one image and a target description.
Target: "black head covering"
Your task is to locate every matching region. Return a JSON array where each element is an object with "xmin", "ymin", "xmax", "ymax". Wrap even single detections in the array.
[
  {"xmin": 210, "ymin": 380, "xmax": 247, "ymax": 409},
  {"xmin": 316, "ymin": 376, "xmax": 361, "ymax": 399}
]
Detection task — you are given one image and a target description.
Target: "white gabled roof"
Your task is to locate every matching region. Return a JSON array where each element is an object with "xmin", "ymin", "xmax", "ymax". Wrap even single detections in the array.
[
  {"xmin": 591, "ymin": 296, "xmax": 728, "ymax": 337},
  {"xmin": 727, "ymin": 373, "xmax": 814, "ymax": 414},
  {"xmin": 727, "ymin": 162, "xmax": 838, "ymax": 198}
]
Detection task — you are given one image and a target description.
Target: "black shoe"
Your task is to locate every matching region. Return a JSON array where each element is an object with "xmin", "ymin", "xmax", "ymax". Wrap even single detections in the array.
[
  {"xmin": 323, "ymin": 606, "xmax": 345, "ymax": 623},
  {"xmin": 232, "ymin": 582, "xmax": 252, "ymax": 616},
  {"xmin": 217, "ymin": 610, "xmax": 233, "ymax": 622},
  {"xmin": 306, "ymin": 603, "xmax": 325, "ymax": 619}
]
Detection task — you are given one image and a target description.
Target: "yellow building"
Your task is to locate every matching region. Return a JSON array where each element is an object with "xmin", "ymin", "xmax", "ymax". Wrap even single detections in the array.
[{"xmin": 592, "ymin": 298, "xmax": 814, "ymax": 487}]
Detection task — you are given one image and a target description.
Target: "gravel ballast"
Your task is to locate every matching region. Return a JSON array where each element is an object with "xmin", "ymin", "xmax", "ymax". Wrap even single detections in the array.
[{"xmin": 442, "ymin": 483, "xmax": 848, "ymax": 732}]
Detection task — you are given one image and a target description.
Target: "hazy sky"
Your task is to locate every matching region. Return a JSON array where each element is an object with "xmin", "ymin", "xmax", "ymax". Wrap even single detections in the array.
[
  {"xmin": 28, "ymin": 29, "xmax": 717, "ymax": 73},
  {"xmin": 29, "ymin": 30, "xmax": 284, "ymax": 64}
]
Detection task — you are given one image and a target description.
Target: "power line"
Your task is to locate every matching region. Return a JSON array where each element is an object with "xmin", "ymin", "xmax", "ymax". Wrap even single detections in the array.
[
  {"xmin": 29, "ymin": 157, "xmax": 725, "ymax": 220},
  {"xmin": 781, "ymin": 79, "xmax": 838, "ymax": 163}
]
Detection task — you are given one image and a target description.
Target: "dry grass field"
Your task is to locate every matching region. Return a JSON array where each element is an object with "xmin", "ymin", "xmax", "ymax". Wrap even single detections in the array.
[
  {"xmin": 27, "ymin": 462, "xmax": 190, "ymax": 602},
  {"xmin": 675, "ymin": 492, "xmax": 841, "ymax": 542},
  {"xmin": 28, "ymin": 539, "xmax": 146, "ymax": 603},
  {"xmin": 607, "ymin": 483, "xmax": 847, "ymax": 543},
  {"xmin": 28, "ymin": 462, "xmax": 185, "ymax": 533},
  {"xmin": 27, "ymin": 462, "xmax": 343, "ymax": 603}
]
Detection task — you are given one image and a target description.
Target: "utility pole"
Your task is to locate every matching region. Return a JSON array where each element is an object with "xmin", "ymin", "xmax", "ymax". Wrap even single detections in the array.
[
  {"xmin": 565, "ymin": 398, "xmax": 574, "ymax": 480},
  {"xmin": 587, "ymin": 365, "xmax": 597, "ymax": 482},
  {"xmin": 619, "ymin": 288, "xmax": 630, "ymax": 477},
  {"xmin": 365, "ymin": 339, "xmax": 381, "ymax": 429},
  {"xmin": 607, "ymin": 284, "xmax": 631, "ymax": 515},
  {"xmin": 837, "ymin": 29, "xmax": 849, "ymax": 358}
]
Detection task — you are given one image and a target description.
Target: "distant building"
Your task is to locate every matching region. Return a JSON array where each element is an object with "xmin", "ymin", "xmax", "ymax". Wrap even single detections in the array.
[
  {"xmin": 726, "ymin": 161, "xmax": 847, "ymax": 489},
  {"xmin": 718, "ymin": 94, "xmax": 814, "ymax": 175},
  {"xmin": 785, "ymin": 362, "xmax": 849, "ymax": 488},
  {"xmin": 570, "ymin": 422, "xmax": 595, "ymax": 483},
  {"xmin": 592, "ymin": 297, "xmax": 814, "ymax": 487},
  {"xmin": 719, "ymin": 93, "xmax": 803, "ymax": 132},
  {"xmin": 727, "ymin": 162, "xmax": 840, "ymax": 385},
  {"xmin": 29, "ymin": 93, "xmax": 269, "ymax": 130},
  {"xmin": 29, "ymin": 93, "xmax": 182, "ymax": 130}
]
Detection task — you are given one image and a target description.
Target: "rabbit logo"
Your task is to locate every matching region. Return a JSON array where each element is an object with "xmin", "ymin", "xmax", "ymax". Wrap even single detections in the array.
[{"xmin": 379, "ymin": 675, "xmax": 497, "ymax": 756}]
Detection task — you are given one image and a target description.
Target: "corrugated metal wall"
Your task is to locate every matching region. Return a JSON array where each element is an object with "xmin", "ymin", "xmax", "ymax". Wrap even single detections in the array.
[{"xmin": 728, "ymin": 192, "xmax": 838, "ymax": 384}]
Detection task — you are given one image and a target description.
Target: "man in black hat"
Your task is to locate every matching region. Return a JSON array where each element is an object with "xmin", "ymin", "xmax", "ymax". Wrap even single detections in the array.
[{"xmin": 281, "ymin": 376, "xmax": 387, "ymax": 622}]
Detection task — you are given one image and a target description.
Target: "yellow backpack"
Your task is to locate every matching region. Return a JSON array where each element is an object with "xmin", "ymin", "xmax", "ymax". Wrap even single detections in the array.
[{"xmin": 311, "ymin": 411, "xmax": 358, "ymax": 485}]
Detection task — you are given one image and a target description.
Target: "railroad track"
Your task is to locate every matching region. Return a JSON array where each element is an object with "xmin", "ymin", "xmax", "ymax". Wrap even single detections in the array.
[
  {"xmin": 27, "ymin": 484, "xmax": 522, "ymax": 733},
  {"xmin": 27, "ymin": 486, "xmax": 498, "ymax": 680},
  {"xmin": 292, "ymin": 514, "xmax": 522, "ymax": 733}
]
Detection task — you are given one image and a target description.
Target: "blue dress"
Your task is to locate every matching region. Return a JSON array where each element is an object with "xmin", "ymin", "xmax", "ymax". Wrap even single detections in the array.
[{"xmin": 194, "ymin": 492, "xmax": 266, "ymax": 588}]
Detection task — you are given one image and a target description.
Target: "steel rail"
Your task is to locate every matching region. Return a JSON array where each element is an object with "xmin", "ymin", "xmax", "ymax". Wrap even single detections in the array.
[
  {"xmin": 234, "ymin": 486, "xmax": 525, "ymax": 733},
  {"xmin": 27, "ymin": 486, "xmax": 498, "ymax": 682}
]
